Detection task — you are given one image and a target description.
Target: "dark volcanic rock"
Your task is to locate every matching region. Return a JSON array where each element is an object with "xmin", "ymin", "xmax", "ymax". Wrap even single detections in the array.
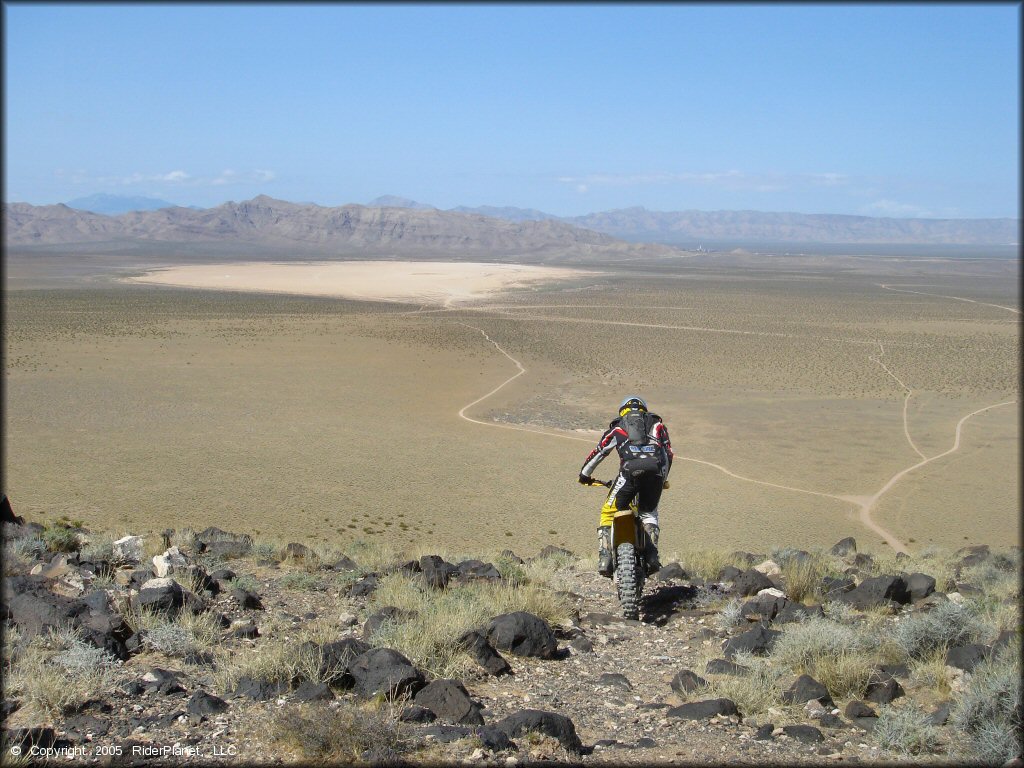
[
  {"xmin": 718, "ymin": 565, "xmax": 743, "ymax": 582},
  {"xmin": 414, "ymin": 679, "xmax": 484, "ymax": 725},
  {"xmin": 330, "ymin": 554, "xmax": 359, "ymax": 572},
  {"xmin": 945, "ymin": 644, "xmax": 991, "ymax": 672},
  {"xmin": 782, "ymin": 674, "xmax": 835, "ymax": 708},
  {"xmin": 670, "ymin": 669, "xmax": 709, "ymax": 696},
  {"xmin": 837, "ymin": 574, "xmax": 910, "ymax": 609},
  {"xmin": 495, "ymin": 709, "xmax": 583, "ymax": 753},
  {"xmin": 349, "ymin": 647, "xmax": 424, "ymax": 699},
  {"xmin": 233, "ymin": 676, "xmax": 289, "ymax": 701},
  {"xmin": 349, "ymin": 574, "xmax": 379, "ymax": 597},
  {"xmin": 845, "ymin": 700, "xmax": 877, "ymax": 719},
  {"xmin": 782, "ymin": 724, "xmax": 824, "ymax": 743},
  {"xmin": 906, "ymin": 572, "xmax": 937, "ymax": 601},
  {"xmin": 774, "ymin": 602, "xmax": 824, "ymax": 624},
  {"xmin": 292, "ymin": 681, "xmax": 334, "ymax": 702},
  {"xmin": 186, "ymin": 690, "xmax": 229, "ymax": 718},
  {"xmin": 457, "ymin": 630, "xmax": 512, "ymax": 676},
  {"xmin": 486, "ymin": 611, "xmax": 558, "ymax": 659},
  {"xmin": 419, "ymin": 555, "xmax": 459, "ymax": 589},
  {"xmin": 705, "ymin": 658, "xmax": 748, "ymax": 676},
  {"xmin": 830, "ymin": 536, "xmax": 857, "ymax": 556},
  {"xmin": 476, "ymin": 726, "xmax": 515, "ymax": 752},
  {"xmin": 722, "ymin": 625, "xmax": 781, "ymax": 658},
  {"xmin": 929, "ymin": 701, "xmax": 951, "ymax": 726},
  {"xmin": 454, "ymin": 559, "xmax": 502, "ymax": 582},
  {"xmin": 754, "ymin": 723, "xmax": 774, "ymax": 740},
  {"xmin": 666, "ymin": 698, "xmax": 739, "ymax": 720},
  {"xmin": 864, "ymin": 673, "xmax": 905, "ymax": 704},
  {"xmin": 400, "ymin": 705, "xmax": 437, "ymax": 723},
  {"xmin": 3, "ymin": 575, "xmax": 89, "ymax": 637},
  {"xmin": 653, "ymin": 562, "xmax": 687, "ymax": 581},
  {"xmin": 740, "ymin": 595, "xmax": 788, "ymax": 623},
  {"xmin": 299, "ymin": 637, "xmax": 371, "ymax": 686},
  {"xmin": 732, "ymin": 568, "xmax": 774, "ymax": 596},
  {"xmin": 362, "ymin": 606, "xmax": 417, "ymax": 641},
  {"xmin": 230, "ymin": 588, "xmax": 263, "ymax": 610},
  {"xmin": 821, "ymin": 575, "xmax": 856, "ymax": 598}
]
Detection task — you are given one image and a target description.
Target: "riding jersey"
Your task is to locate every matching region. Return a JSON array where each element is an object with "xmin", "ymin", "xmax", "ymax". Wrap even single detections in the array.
[{"xmin": 580, "ymin": 413, "xmax": 674, "ymax": 479}]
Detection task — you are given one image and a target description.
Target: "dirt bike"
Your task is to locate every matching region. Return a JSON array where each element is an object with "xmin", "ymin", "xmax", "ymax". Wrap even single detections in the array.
[{"xmin": 586, "ymin": 478, "xmax": 651, "ymax": 621}]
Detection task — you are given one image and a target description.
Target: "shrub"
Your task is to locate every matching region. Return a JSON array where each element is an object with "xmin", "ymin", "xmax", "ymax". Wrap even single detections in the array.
[
  {"xmin": 949, "ymin": 648, "xmax": 1022, "ymax": 764},
  {"xmin": 278, "ymin": 570, "xmax": 320, "ymax": 591},
  {"xmin": 891, "ymin": 600, "xmax": 977, "ymax": 660},
  {"xmin": 679, "ymin": 547, "xmax": 734, "ymax": 582},
  {"xmin": 228, "ymin": 574, "xmax": 260, "ymax": 593},
  {"xmin": 872, "ymin": 702, "xmax": 941, "ymax": 755},
  {"xmin": 8, "ymin": 627, "xmax": 121, "ymax": 717},
  {"xmin": 714, "ymin": 598, "xmax": 743, "ymax": 631},
  {"xmin": 704, "ymin": 651, "xmax": 783, "ymax": 716},
  {"xmin": 779, "ymin": 552, "xmax": 834, "ymax": 603},
  {"xmin": 43, "ymin": 524, "xmax": 81, "ymax": 553},
  {"xmin": 265, "ymin": 701, "xmax": 408, "ymax": 762},
  {"xmin": 773, "ymin": 616, "xmax": 880, "ymax": 699},
  {"xmin": 367, "ymin": 572, "xmax": 572, "ymax": 678}
]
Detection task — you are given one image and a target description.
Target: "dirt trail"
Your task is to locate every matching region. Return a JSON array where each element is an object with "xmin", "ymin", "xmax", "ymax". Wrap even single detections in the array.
[
  {"xmin": 454, "ymin": 291, "xmax": 1016, "ymax": 555},
  {"xmin": 878, "ymin": 282, "xmax": 1022, "ymax": 316}
]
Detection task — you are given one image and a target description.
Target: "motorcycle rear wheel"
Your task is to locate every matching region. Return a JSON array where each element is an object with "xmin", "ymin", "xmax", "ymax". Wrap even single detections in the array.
[{"xmin": 615, "ymin": 542, "xmax": 644, "ymax": 621}]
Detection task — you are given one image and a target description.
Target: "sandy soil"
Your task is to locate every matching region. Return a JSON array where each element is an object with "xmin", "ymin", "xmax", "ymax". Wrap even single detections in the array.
[{"xmin": 124, "ymin": 260, "xmax": 595, "ymax": 305}]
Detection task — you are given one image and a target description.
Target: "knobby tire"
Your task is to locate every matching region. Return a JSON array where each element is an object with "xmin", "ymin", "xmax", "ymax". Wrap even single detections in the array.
[{"xmin": 615, "ymin": 542, "xmax": 644, "ymax": 621}]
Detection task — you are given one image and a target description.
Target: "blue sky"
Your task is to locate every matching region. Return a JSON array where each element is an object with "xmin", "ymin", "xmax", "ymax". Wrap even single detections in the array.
[{"xmin": 3, "ymin": 3, "xmax": 1019, "ymax": 218}]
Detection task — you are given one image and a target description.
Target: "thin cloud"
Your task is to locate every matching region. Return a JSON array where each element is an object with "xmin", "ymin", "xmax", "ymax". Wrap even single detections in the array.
[
  {"xmin": 860, "ymin": 198, "xmax": 935, "ymax": 218},
  {"xmin": 556, "ymin": 170, "xmax": 849, "ymax": 192},
  {"xmin": 62, "ymin": 168, "xmax": 275, "ymax": 188}
]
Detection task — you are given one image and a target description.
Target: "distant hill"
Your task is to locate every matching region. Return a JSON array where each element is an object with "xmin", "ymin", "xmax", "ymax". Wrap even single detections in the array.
[
  {"xmin": 563, "ymin": 207, "xmax": 1019, "ymax": 246},
  {"xmin": 2, "ymin": 195, "xmax": 682, "ymax": 262},
  {"xmin": 366, "ymin": 195, "xmax": 436, "ymax": 210},
  {"xmin": 451, "ymin": 205, "xmax": 561, "ymax": 223},
  {"xmin": 65, "ymin": 193, "xmax": 182, "ymax": 215}
]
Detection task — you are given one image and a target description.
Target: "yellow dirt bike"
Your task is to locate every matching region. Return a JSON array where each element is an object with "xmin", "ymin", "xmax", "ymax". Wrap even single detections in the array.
[{"xmin": 587, "ymin": 478, "xmax": 667, "ymax": 621}]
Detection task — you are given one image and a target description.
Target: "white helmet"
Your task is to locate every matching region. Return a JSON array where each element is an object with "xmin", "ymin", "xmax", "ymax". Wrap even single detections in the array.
[{"xmin": 618, "ymin": 396, "xmax": 647, "ymax": 415}]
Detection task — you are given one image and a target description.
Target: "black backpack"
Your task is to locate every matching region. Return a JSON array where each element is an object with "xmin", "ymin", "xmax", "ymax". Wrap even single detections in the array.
[{"xmin": 616, "ymin": 411, "xmax": 663, "ymax": 476}]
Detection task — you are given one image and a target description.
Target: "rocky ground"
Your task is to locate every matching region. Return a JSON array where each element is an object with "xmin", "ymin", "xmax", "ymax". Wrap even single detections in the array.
[{"xmin": 2, "ymin": 509, "xmax": 1021, "ymax": 766}]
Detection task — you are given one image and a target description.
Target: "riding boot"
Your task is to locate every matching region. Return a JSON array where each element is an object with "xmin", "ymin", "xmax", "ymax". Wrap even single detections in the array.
[
  {"xmin": 643, "ymin": 523, "xmax": 662, "ymax": 574},
  {"xmin": 597, "ymin": 526, "xmax": 613, "ymax": 578}
]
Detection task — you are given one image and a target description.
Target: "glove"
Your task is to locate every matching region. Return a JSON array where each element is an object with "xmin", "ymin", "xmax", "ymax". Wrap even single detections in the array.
[
  {"xmin": 663, "ymin": 480, "xmax": 671, "ymax": 489},
  {"xmin": 578, "ymin": 473, "xmax": 593, "ymax": 485}
]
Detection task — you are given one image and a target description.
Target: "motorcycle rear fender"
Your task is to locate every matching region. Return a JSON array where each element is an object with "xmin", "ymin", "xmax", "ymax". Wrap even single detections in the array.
[{"xmin": 611, "ymin": 509, "xmax": 638, "ymax": 548}]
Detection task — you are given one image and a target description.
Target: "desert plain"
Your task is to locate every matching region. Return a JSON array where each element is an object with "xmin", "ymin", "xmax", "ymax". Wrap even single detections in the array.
[{"xmin": 3, "ymin": 252, "xmax": 1019, "ymax": 557}]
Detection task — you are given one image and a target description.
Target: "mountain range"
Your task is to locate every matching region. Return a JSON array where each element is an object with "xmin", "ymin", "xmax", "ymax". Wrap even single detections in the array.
[
  {"xmin": 2, "ymin": 196, "xmax": 682, "ymax": 262},
  {"xmin": 4, "ymin": 195, "xmax": 1017, "ymax": 259}
]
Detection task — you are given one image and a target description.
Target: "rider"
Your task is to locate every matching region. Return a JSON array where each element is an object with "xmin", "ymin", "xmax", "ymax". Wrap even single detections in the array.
[{"xmin": 578, "ymin": 396, "xmax": 673, "ymax": 577}]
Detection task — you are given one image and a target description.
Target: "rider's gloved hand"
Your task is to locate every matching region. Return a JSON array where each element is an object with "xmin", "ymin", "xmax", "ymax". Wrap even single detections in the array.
[
  {"xmin": 578, "ymin": 473, "xmax": 593, "ymax": 485},
  {"xmin": 663, "ymin": 480, "xmax": 671, "ymax": 489}
]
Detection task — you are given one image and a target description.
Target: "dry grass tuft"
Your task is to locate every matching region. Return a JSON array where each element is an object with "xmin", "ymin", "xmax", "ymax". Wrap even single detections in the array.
[
  {"xmin": 366, "ymin": 571, "xmax": 572, "ymax": 678},
  {"xmin": 6, "ymin": 625, "xmax": 122, "ymax": 718},
  {"xmin": 263, "ymin": 699, "xmax": 409, "ymax": 763}
]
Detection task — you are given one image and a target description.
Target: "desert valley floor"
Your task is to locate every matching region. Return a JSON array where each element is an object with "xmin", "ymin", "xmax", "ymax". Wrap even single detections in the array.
[{"xmin": 3, "ymin": 254, "xmax": 1019, "ymax": 558}]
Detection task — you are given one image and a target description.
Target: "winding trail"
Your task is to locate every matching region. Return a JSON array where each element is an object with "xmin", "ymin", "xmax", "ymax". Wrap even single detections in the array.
[
  {"xmin": 878, "ymin": 283, "xmax": 1022, "ymax": 316},
  {"xmin": 869, "ymin": 342, "xmax": 927, "ymax": 460},
  {"xmin": 453, "ymin": 290, "xmax": 1017, "ymax": 554}
]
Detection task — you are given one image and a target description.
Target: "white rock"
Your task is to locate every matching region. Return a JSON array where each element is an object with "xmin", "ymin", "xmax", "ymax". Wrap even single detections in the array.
[
  {"xmin": 947, "ymin": 592, "xmax": 965, "ymax": 605},
  {"xmin": 338, "ymin": 612, "xmax": 358, "ymax": 627},
  {"xmin": 141, "ymin": 576, "xmax": 176, "ymax": 591},
  {"xmin": 753, "ymin": 560, "xmax": 781, "ymax": 577},
  {"xmin": 113, "ymin": 535, "xmax": 144, "ymax": 564},
  {"xmin": 152, "ymin": 546, "xmax": 188, "ymax": 578},
  {"xmin": 757, "ymin": 587, "xmax": 787, "ymax": 599}
]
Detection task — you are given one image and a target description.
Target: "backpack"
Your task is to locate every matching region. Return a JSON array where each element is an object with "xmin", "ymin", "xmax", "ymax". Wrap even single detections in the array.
[{"xmin": 617, "ymin": 411, "xmax": 663, "ymax": 476}]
